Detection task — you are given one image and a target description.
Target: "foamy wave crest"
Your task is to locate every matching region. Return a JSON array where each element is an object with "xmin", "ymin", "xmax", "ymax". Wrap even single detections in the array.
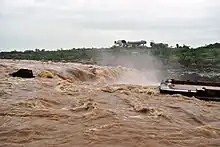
[{"xmin": 2, "ymin": 59, "xmax": 161, "ymax": 86}]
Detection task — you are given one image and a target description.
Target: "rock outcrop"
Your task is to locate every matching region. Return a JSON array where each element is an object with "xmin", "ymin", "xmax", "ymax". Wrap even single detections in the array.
[
  {"xmin": 9, "ymin": 69, "xmax": 35, "ymax": 78},
  {"xmin": 38, "ymin": 71, "xmax": 54, "ymax": 78}
]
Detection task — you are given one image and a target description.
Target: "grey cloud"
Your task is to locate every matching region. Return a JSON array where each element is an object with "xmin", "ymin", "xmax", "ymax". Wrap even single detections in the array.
[{"xmin": 0, "ymin": 0, "xmax": 220, "ymax": 50}]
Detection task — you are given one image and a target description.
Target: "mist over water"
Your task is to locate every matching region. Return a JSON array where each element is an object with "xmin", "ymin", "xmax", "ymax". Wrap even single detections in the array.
[{"xmin": 97, "ymin": 49, "xmax": 166, "ymax": 86}]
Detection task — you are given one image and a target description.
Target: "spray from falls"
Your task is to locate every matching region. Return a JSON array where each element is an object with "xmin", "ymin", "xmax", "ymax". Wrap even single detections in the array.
[{"xmin": 96, "ymin": 49, "xmax": 166, "ymax": 86}]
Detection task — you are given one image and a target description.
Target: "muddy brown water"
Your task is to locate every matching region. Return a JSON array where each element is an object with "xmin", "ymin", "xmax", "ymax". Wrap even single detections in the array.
[{"xmin": 0, "ymin": 59, "xmax": 220, "ymax": 147}]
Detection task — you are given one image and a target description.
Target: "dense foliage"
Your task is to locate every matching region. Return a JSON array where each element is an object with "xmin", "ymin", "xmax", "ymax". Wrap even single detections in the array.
[
  {"xmin": 1, "ymin": 43, "xmax": 220, "ymax": 71},
  {"xmin": 150, "ymin": 43, "xmax": 220, "ymax": 71}
]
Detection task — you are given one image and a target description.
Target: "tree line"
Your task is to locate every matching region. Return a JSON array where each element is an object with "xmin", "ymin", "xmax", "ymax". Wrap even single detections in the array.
[{"xmin": 0, "ymin": 42, "xmax": 220, "ymax": 71}]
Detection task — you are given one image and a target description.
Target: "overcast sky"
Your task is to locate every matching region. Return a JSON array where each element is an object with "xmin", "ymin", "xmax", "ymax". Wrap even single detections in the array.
[{"xmin": 0, "ymin": 0, "xmax": 219, "ymax": 51}]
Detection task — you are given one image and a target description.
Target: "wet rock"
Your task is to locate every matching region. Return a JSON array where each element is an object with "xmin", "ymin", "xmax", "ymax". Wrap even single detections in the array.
[
  {"xmin": 9, "ymin": 69, "xmax": 35, "ymax": 78},
  {"xmin": 38, "ymin": 71, "xmax": 54, "ymax": 78},
  {"xmin": 179, "ymin": 73, "xmax": 220, "ymax": 82},
  {"xmin": 180, "ymin": 73, "xmax": 203, "ymax": 81}
]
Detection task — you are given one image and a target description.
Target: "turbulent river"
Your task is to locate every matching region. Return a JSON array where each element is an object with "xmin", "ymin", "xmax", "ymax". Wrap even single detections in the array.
[{"xmin": 0, "ymin": 59, "xmax": 220, "ymax": 147}]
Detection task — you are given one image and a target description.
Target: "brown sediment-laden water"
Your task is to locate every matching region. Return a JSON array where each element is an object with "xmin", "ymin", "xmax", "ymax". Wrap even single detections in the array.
[{"xmin": 0, "ymin": 59, "xmax": 220, "ymax": 147}]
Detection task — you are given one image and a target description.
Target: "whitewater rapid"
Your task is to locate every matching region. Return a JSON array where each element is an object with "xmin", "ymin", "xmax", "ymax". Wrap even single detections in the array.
[{"xmin": 0, "ymin": 59, "xmax": 219, "ymax": 147}]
